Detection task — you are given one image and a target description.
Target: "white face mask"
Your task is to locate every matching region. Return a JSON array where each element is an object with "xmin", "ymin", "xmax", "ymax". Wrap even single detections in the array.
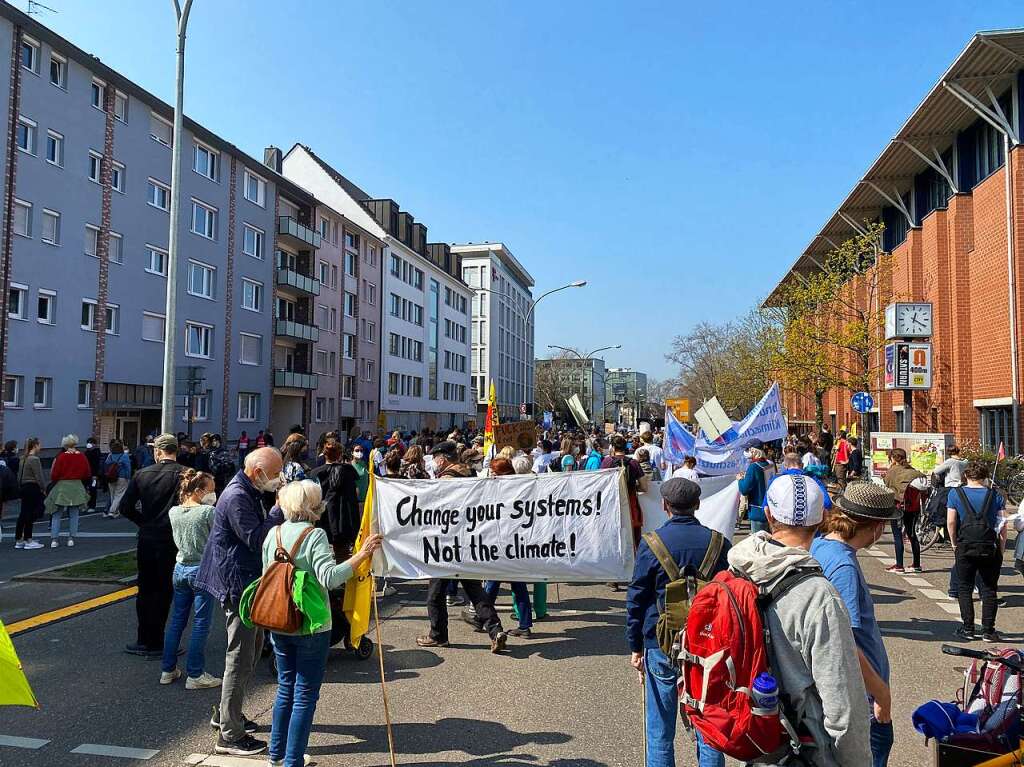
[
  {"xmin": 257, "ymin": 469, "xmax": 283, "ymax": 493},
  {"xmin": 201, "ymin": 492, "xmax": 217, "ymax": 506},
  {"xmin": 353, "ymin": 451, "xmax": 364, "ymax": 461}
]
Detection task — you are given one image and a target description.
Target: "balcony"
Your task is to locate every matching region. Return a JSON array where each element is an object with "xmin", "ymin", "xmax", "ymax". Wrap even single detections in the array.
[
  {"xmin": 275, "ymin": 319, "xmax": 319, "ymax": 343},
  {"xmin": 276, "ymin": 267, "xmax": 321, "ymax": 296},
  {"xmin": 274, "ymin": 369, "xmax": 319, "ymax": 390},
  {"xmin": 278, "ymin": 217, "xmax": 322, "ymax": 249}
]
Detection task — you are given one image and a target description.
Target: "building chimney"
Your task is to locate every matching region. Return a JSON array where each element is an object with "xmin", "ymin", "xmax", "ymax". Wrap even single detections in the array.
[{"xmin": 264, "ymin": 146, "xmax": 282, "ymax": 173}]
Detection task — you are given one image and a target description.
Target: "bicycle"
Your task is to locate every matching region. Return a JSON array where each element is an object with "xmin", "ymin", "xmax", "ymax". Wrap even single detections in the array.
[{"xmin": 934, "ymin": 643, "xmax": 1023, "ymax": 766}]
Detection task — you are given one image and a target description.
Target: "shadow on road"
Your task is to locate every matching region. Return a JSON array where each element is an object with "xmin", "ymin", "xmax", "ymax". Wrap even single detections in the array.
[{"xmin": 324, "ymin": 646, "xmax": 443, "ymax": 684}]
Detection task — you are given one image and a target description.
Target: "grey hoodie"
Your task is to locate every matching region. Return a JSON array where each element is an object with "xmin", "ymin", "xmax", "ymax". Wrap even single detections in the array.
[{"xmin": 728, "ymin": 532, "xmax": 870, "ymax": 767}]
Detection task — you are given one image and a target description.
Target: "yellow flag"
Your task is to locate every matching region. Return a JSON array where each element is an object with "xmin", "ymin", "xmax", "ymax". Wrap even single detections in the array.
[
  {"xmin": 0, "ymin": 620, "xmax": 38, "ymax": 708},
  {"xmin": 342, "ymin": 472, "xmax": 375, "ymax": 647},
  {"xmin": 483, "ymin": 379, "xmax": 499, "ymax": 456},
  {"xmin": 850, "ymin": 421, "xmax": 859, "ymax": 438}
]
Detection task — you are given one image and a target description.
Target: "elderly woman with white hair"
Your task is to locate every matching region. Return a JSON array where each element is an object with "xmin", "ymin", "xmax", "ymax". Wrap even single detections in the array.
[
  {"xmin": 44, "ymin": 434, "xmax": 93, "ymax": 547},
  {"xmin": 736, "ymin": 444, "xmax": 776, "ymax": 535},
  {"xmin": 263, "ymin": 480, "xmax": 381, "ymax": 767}
]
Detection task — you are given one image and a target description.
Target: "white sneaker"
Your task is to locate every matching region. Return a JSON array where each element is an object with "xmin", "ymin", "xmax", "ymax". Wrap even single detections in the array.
[
  {"xmin": 159, "ymin": 668, "xmax": 181, "ymax": 685},
  {"xmin": 14, "ymin": 541, "xmax": 24, "ymax": 549},
  {"xmin": 66, "ymin": 539, "xmax": 75, "ymax": 547},
  {"xmin": 268, "ymin": 755, "xmax": 310, "ymax": 766},
  {"xmin": 185, "ymin": 672, "xmax": 222, "ymax": 690},
  {"xmin": 23, "ymin": 540, "xmax": 43, "ymax": 550},
  {"xmin": 50, "ymin": 540, "xmax": 59, "ymax": 548}
]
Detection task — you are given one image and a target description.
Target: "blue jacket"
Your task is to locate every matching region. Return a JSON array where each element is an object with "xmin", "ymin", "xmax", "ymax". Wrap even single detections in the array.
[
  {"xmin": 738, "ymin": 460, "xmax": 773, "ymax": 522},
  {"xmin": 625, "ymin": 514, "xmax": 731, "ymax": 652},
  {"xmin": 104, "ymin": 452, "xmax": 131, "ymax": 480},
  {"xmin": 195, "ymin": 470, "xmax": 284, "ymax": 606}
]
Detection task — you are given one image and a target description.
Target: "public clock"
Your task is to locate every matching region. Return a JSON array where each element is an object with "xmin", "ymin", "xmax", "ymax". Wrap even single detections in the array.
[{"xmin": 885, "ymin": 302, "xmax": 932, "ymax": 339}]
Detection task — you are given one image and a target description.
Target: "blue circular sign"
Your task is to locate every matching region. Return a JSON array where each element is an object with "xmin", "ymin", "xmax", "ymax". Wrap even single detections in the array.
[{"xmin": 851, "ymin": 392, "xmax": 874, "ymax": 413}]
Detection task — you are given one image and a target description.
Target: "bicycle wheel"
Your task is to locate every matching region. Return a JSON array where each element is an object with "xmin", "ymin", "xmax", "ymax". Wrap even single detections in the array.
[
  {"xmin": 1008, "ymin": 473, "xmax": 1024, "ymax": 507},
  {"xmin": 917, "ymin": 512, "xmax": 940, "ymax": 553}
]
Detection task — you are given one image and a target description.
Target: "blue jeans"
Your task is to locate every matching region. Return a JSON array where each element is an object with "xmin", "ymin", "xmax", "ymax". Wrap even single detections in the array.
[
  {"xmin": 870, "ymin": 719, "xmax": 894, "ymax": 767},
  {"xmin": 644, "ymin": 647, "xmax": 723, "ymax": 767},
  {"xmin": 270, "ymin": 631, "xmax": 331, "ymax": 767},
  {"xmin": 160, "ymin": 563, "xmax": 214, "ymax": 677},
  {"xmin": 484, "ymin": 581, "xmax": 532, "ymax": 629},
  {"xmin": 50, "ymin": 505, "xmax": 80, "ymax": 540},
  {"xmin": 749, "ymin": 519, "xmax": 769, "ymax": 535}
]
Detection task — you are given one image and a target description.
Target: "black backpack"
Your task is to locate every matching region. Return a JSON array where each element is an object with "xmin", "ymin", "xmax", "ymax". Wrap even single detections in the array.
[{"xmin": 954, "ymin": 487, "xmax": 1000, "ymax": 558}]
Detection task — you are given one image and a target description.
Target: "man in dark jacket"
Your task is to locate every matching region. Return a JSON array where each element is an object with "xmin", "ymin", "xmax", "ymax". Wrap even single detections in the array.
[
  {"xmin": 119, "ymin": 433, "xmax": 183, "ymax": 656},
  {"xmin": 308, "ymin": 440, "xmax": 359, "ymax": 556},
  {"xmin": 626, "ymin": 478, "xmax": 730, "ymax": 767},
  {"xmin": 195, "ymin": 447, "xmax": 284, "ymax": 757},
  {"xmin": 416, "ymin": 441, "xmax": 507, "ymax": 653}
]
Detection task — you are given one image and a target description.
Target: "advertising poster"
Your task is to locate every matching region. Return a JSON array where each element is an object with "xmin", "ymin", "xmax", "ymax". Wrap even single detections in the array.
[{"xmin": 869, "ymin": 432, "xmax": 954, "ymax": 481}]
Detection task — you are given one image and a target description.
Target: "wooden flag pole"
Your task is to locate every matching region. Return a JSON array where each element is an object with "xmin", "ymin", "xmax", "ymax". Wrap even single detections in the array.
[{"xmin": 372, "ymin": 581, "xmax": 398, "ymax": 767}]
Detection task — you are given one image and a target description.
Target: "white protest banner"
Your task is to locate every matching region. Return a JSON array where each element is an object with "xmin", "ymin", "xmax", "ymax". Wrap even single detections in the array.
[
  {"xmin": 373, "ymin": 468, "xmax": 634, "ymax": 582},
  {"xmin": 694, "ymin": 383, "xmax": 789, "ymax": 453},
  {"xmin": 640, "ymin": 478, "xmax": 741, "ymax": 541}
]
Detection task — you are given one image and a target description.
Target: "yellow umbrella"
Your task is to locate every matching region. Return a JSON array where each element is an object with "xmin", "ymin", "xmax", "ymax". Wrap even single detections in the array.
[{"xmin": 0, "ymin": 620, "xmax": 37, "ymax": 708}]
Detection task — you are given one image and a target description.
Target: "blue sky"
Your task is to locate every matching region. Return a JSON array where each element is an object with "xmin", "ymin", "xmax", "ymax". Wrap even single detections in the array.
[{"xmin": 26, "ymin": 0, "xmax": 1024, "ymax": 380}]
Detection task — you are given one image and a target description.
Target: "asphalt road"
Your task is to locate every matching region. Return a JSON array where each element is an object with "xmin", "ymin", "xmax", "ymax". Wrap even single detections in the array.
[{"xmin": 2, "ymin": 528, "xmax": 1023, "ymax": 767}]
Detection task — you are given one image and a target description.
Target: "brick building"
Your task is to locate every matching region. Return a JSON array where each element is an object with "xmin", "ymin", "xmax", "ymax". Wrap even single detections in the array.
[{"xmin": 768, "ymin": 30, "xmax": 1024, "ymax": 453}]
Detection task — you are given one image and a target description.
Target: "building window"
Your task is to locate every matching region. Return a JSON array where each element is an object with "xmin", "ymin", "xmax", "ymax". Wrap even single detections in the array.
[
  {"xmin": 33, "ymin": 377, "xmax": 52, "ymax": 409},
  {"xmin": 193, "ymin": 143, "xmax": 218, "ymax": 181},
  {"xmin": 41, "ymin": 209, "xmax": 60, "ymax": 245},
  {"xmin": 13, "ymin": 199, "xmax": 31, "ymax": 237},
  {"xmin": 320, "ymin": 217, "xmax": 331, "ymax": 241},
  {"xmin": 315, "ymin": 349, "xmax": 329, "ymax": 374},
  {"xmin": 111, "ymin": 161, "xmax": 125, "ymax": 193},
  {"xmin": 390, "ymin": 254, "xmax": 401, "ymax": 277},
  {"xmin": 84, "ymin": 225, "xmax": 99, "ymax": 257},
  {"xmin": 88, "ymin": 151, "xmax": 102, "ymax": 183},
  {"xmin": 45, "ymin": 130, "xmax": 64, "ymax": 167},
  {"xmin": 239, "ymin": 332, "xmax": 262, "ymax": 365},
  {"xmin": 148, "ymin": 179, "xmax": 170, "ymax": 210},
  {"xmin": 187, "ymin": 260, "xmax": 216, "ymax": 299},
  {"xmin": 8, "ymin": 283, "xmax": 26, "ymax": 320},
  {"xmin": 319, "ymin": 260, "xmax": 330, "ymax": 287},
  {"xmin": 191, "ymin": 200, "xmax": 217, "ymax": 239},
  {"xmin": 37, "ymin": 289, "xmax": 55, "ymax": 324},
  {"xmin": 238, "ymin": 392, "xmax": 259, "ymax": 422},
  {"xmin": 189, "ymin": 393, "xmax": 210, "ymax": 422},
  {"xmin": 364, "ymin": 359, "xmax": 374, "ymax": 382},
  {"xmin": 77, "ymin": 380, "xmax": 92, "ymax": 409},
  {"xmin": 3, "ymin": 375, "xmax": 23, "ymax": 407},
  {"xmin": 16, "ymin": 116, "xmax": 36, "ymax": 154},
  {"xmin": 979, "ymin": 406, "xmax": 1015, "ymax": 453},
  {"xmin": 343, "ymin": 333, "xmax": 355, "ymax": 359},
  {"xmin": 344, "ymin": 292, "xmax": 356, "ymax": 317},
  {"xmin": 146, "ymin": 245, "xmax": 168, "ymax": 276},
  {"xmin": 91, "ymin": 79, "xmax": 106, "ymax": 110},
  {"xmin": 185, "ymin": 321, "xmax": 213, "ymax": 358},
  {"xmin": 109, "ymin": 231, "xmax": 123, "ymax": 264},
  {"xmin": 150, "ymin": 113, "xmax": 172, "ymax": 146},
  {"xmin": 314, "ymin": 397, "xmax": 327, "ymax": 423},
  {"xmin": 345, "ymin": 251, "xmax": 356, "ymax": 276},
  {"xmin": 365, "ymin": 320, "xmax": 376, "ymax": 344},
  {"xmin": 242, "ymin": 225, "xmax": 264, "ymax": 259},
  {"xmin": 114, "ymin": 91, "xmax": 128, "ymax": 122},
  {"xmin": 49, "ymin": 53, "xmax": 66, "ymax": 88},
  {"xmin": 241, "ymin": 279, "xmax": 263, "ymax": 312},
  {"xmin": 81, "ymin": 299, "xmax": 119, "ymax": 334},
  {"xmin": 365, "ymin": 281, "xmax": 376, "ymax": 305},
  {"xmin": 243, "ymin": 170, "xmax": 266, "ymax": 206},
  {"xmin": 342, "ymin": 375, "xmax": 355, "ymax": 399},
  {"xmin": 20, "ymin": 36, "xmax": 38, "ymax": 73},
  {"xmin": 142, "ymin": 311, "xmax": 165, "ymax": 342},
  {"xmin": 345, "ymin": 231, "xmax": 359, "ymax": 252}
]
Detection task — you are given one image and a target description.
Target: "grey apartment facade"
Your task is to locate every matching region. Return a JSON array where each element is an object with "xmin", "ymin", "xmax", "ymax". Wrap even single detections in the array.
[{"xmin": 0, "ymin": 5, "xmax": 313, "ymax": 448}]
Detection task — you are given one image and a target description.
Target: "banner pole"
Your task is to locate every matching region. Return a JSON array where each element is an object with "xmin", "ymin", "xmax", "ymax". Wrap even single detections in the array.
[
  {"xmin": 641, "ymin": 667, "xmax": 647, "ymax": 762},
  {"xmin": 372, "ymin": 580, "xmax": 398, "ymax": 767}
]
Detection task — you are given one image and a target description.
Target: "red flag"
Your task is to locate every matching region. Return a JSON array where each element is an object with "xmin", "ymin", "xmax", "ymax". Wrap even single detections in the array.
[{"xmin": 998, "ymin": 441, "xmax": 1006, "ymax": 461}]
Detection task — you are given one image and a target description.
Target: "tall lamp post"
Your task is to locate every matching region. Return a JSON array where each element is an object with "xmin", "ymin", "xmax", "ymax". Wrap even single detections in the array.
[
  {"xmin": 161, "ymin": 0, "xmax": 195, "ymax": 434},
  {"xmin": 547, "ymin": 344, "xmax": 621, "ymax": 424}
]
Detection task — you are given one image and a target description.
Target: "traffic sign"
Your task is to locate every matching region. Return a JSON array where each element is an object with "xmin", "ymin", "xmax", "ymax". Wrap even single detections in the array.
[{"xmin": 851, "ymin": 392, "xmax": 874, "ymax": 413}]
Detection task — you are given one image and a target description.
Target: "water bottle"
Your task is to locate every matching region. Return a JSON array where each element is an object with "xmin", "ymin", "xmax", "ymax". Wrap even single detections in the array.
[{"xmin": 751, "ymin": 672, "xmax": 779, "ymax": 716}]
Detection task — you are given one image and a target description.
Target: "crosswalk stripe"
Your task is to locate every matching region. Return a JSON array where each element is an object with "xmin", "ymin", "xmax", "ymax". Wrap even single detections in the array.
[
  {"xmin": 938, "ymin": 602, "xmax": 962, "ymax": 615},
  {"xmin": 70, "ymin": 744, "xmax": 158, "ymax": 759},
  {"xmin": 919, "ymin": 588, "xmax": 954, "ymax": 601},
  {"xmin": 0, "ymin": 735, "xmax": 50, "ymax": 749},
  {"xmin": 901, "ymin": 577, "xmax": 931, "ymax": 587}
]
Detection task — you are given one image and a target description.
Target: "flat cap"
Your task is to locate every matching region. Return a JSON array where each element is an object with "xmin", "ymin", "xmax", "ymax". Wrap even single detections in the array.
[
  {"xmin": 153, "ymin": 433, "xmax": 179, "ymax": 452},
  {"xmin": 661, "ymin": 477, "xmax": 701, "ymax": 511},
  {"xmin": 431, "ymin": 440, "xmax": 459, "ymax": 459}
]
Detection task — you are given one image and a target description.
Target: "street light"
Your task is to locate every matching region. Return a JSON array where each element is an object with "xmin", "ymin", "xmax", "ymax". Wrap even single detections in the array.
[
  {"xmin": 161, "ymin": 0, "xmax": 195, "ymax": 434},
  {"xmin": 546, "ymin": 344, "xmax": 621, "ymax": 424}
]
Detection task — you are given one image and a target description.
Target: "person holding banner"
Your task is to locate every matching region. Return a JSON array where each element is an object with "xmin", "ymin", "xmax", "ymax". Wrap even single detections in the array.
[
  {"xmin": 416, "ymin": 441, "xmax": 509, "ymax": 653},
  {"xmin": 482, "ymin": 458, "xmax": 535, "ymax": 638},
  {"xmin": 601, "ymin": 435, "xmax": 646, "ymax": 548}
]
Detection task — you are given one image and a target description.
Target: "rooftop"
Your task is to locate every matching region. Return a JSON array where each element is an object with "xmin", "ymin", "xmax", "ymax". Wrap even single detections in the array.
[{"xmin": 451, "ymin": 242, "xmax": 535, "ymax": 290}]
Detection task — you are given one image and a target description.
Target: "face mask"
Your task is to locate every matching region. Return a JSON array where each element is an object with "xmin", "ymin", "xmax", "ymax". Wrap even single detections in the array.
[
  {"xmin": 353, "ymin": 452, "xmax": 364, "ymax": 460},
  {"xmin": 201, "ymin": 492, "xmax": 217, "ymax": 506},
  {"xmin": 257, "ymin": 469, "xmax": 283, "ymax": 493}
]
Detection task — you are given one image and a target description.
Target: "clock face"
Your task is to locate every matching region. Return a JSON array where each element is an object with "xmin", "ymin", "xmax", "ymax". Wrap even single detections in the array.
[{"xmin": 897, "ymin": 303, "xmax": 932, "ymax": 336}]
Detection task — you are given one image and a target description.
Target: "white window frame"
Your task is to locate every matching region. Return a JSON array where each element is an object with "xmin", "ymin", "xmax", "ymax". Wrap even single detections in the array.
[
  {"xmin": 40, "ymin": 208, "xmax": 60, "ymax": 246},
  {"xmin": 150, "ymin": 112, "xmax": 172, "ymax": 146},
  {"xmin": 33, "ymin": 376, "xmax": 52, "ymax": 409},
  {"xmin": 147, "ymin": 178, "xmax": 170, "ymax": 211},
  {"xmin": 20, "ymin": 36, "xmax": 39, "ymax": 74},
  {"xmin": 343, "ymin": 333, "xmax": 355, "ymax": 359},
  {"xmin": 16, "ymin": 116, "xmax": 36, "ymax": 155},
  {"xmin": 8, "ymin": 282, "xmax": 27, "ymax": 320},
  {"xmin": 189, "ymin": 392, "xmax": 210, "ymax": 422},
  {"xmin": 145, "ymin": 244, "xmax": 168, "ymax": 277},
  {"xmin": 91, "ymin": 78, "xmax": 106, "ymax": 111},
  {"xmin": 36, "ymin": 288, "xmax": 55, "ymax": 325},
  {"xmin": 240, "ymin": 278, "xmax": 263, "ymax": 313},
  {"xmin": 3, "ymin": 375, "xmax": 23, "ymax": 408},
  {"xmin": 344, "ymin": 292, "xmax": 356, "ymax": 318},
  {"xmin": 187, "ymin": 259, "xmax": 216, "ymax": 300},
  {"xmin": 88, "ymin": 151, "xmax": 102, "ymax": 183},
  {"xmin": 84, "ymin": 224, "xmax": 99, "ymax": 257},
  {"xmin": 13, "ymin": 199, "xmax": 31, "ymax": 238},
  {"xmin": 190, "ymin": 199, "xmax": 217, "ymax": 239},
  {"xmin": 242, "ymin": 224, "xmax": 264, "ymax": 259},
  {"xmin": 49, "ymin": 52, "xmax": 66, "ymax": 89},
  {"xmin": 114, "ymin": 90, "xmax": 128, "ymax": 123},
  {"xmin": 111, "ymin": 161, "xmax": 125, "ymax": 193},
  {"xmin": 237, "ymin": 392, "xmax": 259, "ymax": 422},
  {"xmin": 238, "ymin": 332, "xmax": 262, "ymax": 366},
  {"xmin": 141, "ymin": 311, "xmax": 166, "ymax": 342},
  {"xmin": 243, "ymin": 169, "xmax": 266, "ymax": 207},
  {"xmin": 81, "ymin": 298, "xmax": 119, "ymax": 335},
  {"xmin": 184, "ymin": 320, "xmax": 214, "ymax": 359},
  {"xmin": 77, "ymin": 379, "xmax": 92, "ymax": 409},
  {"xmin": 45, "ymin": 129, "xmax": 64, "ymax": 167},
  {"xmin": 108, "ymin": 231, "xmax": 123, "ymax": 264},
  {"xmin": 193, "ymin": 141, "xmax": 219, "ymax": 181}
]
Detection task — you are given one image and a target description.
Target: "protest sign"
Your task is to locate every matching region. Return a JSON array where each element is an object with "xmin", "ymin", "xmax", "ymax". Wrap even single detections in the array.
[
  {"xmin": 372, "ymin": 468, "xmax": 634, "ymax": 582},
  {"xmin": 494, "ymin": 421, "xmax": 536, "ymax": 451},
  {"xmin": 567, "ymin": 393, "xmax": 590, "ymax": 427},
  {"xmin": 639, "ymin": 478, "xmax": 741, "ymax": 541}
]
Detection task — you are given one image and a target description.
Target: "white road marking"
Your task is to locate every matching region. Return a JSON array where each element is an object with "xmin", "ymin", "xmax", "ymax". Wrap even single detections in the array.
[
  {"xmin": 45, "ymin": 532, "xmax": 137, "ymax": 538},
  {"xmin": 70, "ymin": 744, "xmax": 158, "ymax": 759},
  {"xmin": 919, "ymin": 588, "xmax": 954, "ymax": 601},
  {"xmin": 938, "ymin": 602, "xmax": 962, "ymax": 615},
  {"xmin": 865, "ymin": 548, "xmax": 887, "ymax": 557},
  {"xmin": 902, "ymin": 577, "xmax": 932, "ymax": 587},
  {"xmin": 882, "ymin": 627, "xmax": 933, "ymax": 636},
  {"xmin": 184, "ymin": 755, "xmax": 272, "ymax": 767},
  {"xmin": 877, "ymin": 558, "xmax": 897, "ymax": 567},
  {"xmin": 0, "ymin": 735, "xmax": 50, "ymax": 749}
]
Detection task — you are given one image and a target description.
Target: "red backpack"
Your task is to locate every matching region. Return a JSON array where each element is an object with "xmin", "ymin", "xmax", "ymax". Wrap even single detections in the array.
[{"xmin": 678, "ymin": 567, "xmax": 821, "ymax": 761}]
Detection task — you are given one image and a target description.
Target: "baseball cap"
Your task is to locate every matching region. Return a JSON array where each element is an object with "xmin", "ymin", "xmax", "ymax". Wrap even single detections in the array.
[
  {"xmin": 153, "ymin": 433, "xmax": 179, "ymax": 453},
  {"xmin": 765, "ymin": 473, "xmax": 824, "ymax": 527}
]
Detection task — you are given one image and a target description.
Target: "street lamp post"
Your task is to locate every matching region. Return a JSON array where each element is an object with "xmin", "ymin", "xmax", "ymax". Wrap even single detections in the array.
[
  {"xmin": 546, "ymin": 344, "xmax": 621, "ymax": 425},
  {"xmin": 161, "ymin": 0, "xmax": 195, "ymax": 434}
]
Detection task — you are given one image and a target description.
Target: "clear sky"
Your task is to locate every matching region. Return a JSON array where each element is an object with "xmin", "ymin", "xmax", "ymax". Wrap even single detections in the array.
[{"xmin": 25, "ymin": 0, "xmax": 1024, "ymax": 380}]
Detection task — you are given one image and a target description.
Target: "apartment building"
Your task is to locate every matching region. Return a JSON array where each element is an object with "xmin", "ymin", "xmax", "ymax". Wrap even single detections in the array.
[
  {"xmin": 451, "ymin": 242, "xmax": 535, "ymax": 423},
  {"xmin": 281, "ymin": 145, "xmax": 473, "ymax": 432},
  {"xmin": 0, "ymin": 4, "xmax": 317, "ymax": 448},
  {"xmin": 534, "ymin": 356, "xmax": 606, "ymax": 426},
  {"xmin": 605, "ymin": 368, "xmax": 648, "ymax": 428},
  {"xmin": 767, "ymin": 30, "xmax": 1024, "ymax": 452}
]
